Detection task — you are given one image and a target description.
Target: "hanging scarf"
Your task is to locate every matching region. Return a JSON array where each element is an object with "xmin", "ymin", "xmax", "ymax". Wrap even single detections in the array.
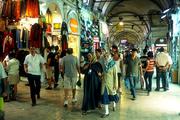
[{"xmin": 104, "ymin": 57, "xmax": 115, "ymax": 73}]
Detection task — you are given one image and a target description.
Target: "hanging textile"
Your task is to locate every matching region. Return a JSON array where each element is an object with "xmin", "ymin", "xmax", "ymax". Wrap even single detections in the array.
[
  {"xmin": 21, "ymin": 0, "xmax": 27, "ymax": 17},
  {"xmin": 61, "ymin": 22, "xmax": 68, "ymax": 51},
  {"xmin": 0, "ymin": 19, "xmax": 5, "ymax": 32},
  {"xmin": 2, "ymin": 0, "xmax": 12, "ymax": 18},
  {"xmin": 0, "ymin": 0, "xmax": 4, "ymax": 17},
  {"xmin": 45, "ymin": 8, "xmax": 52, "ymax": 24},
  {"xmin": 29, "ymin": 23, "xmax": 42, "ymax": 48},
  {"xmin": 0, "ymin": 31, "xmax": 4, "ymax": 56},
  {"xmin": 25, "ymin": 0, "xmax": 40, "ymax": 18},
  {"xmin": 14, "ymin": 0, "xmax": 21, "ymax": 21},
  {"xmin": 2, "ymin": 32, "xmax": 15, "ymax": 56}
]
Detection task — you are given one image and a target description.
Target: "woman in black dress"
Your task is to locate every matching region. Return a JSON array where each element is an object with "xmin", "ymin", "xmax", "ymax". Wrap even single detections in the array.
[{"xmin": 82, "ymin": 53, "xmax": 103, "ymax": 115}]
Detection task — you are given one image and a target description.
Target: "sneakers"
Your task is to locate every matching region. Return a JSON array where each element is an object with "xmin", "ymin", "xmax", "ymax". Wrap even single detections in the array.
[
  {"xmin": 64, "ymin": 101, "xmax": 68, "ymax": 107},
  {"xmin": 54, "ymin": 83, "xmax": 59, "ymax": 88},
  {"xmin": 72, "ymin": 98, "xmax": 77, "ymax": 103},
  {"xmin": 45, "ymin": 87, "xmax": 52, "ymax": 90}
]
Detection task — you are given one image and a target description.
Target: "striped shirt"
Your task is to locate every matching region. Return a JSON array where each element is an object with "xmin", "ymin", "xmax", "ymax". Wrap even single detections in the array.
[{"xmin": 146, "ymin": 59, "xmax": 155, "ymax": 72}]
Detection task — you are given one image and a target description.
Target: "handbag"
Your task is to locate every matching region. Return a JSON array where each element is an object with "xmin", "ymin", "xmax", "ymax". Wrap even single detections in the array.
[{"xmin": 76, "ymin": 79, "xmax": 81, "ymax": 88}]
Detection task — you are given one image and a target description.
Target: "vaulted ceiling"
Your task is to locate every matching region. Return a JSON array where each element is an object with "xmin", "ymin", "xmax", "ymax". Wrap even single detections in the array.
[{"xmin": 84, "ymin": 0, "xmax": 175, "ymax": 45}]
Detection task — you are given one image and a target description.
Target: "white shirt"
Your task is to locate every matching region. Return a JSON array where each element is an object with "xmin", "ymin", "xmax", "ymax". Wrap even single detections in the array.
[
  {"xmin": 165, "ymin": 53, "xmax": 173, "ymax": 65},
  {"xmin": 155, "ymin": 52, "xmax": 169, "ymax": 66},
  {"xmin": 115, "ymin": 59, "xmax": 121, "ymax": 73},
  {"xmin": 7, "ymin": 58, "xmax": 19, "ymax": 75},
  {"xmin": 24, "ymin": 54, "xmax": 45, "ymax": 75},
  {"xmin": 0, "ymin": 62, "xmax": 7, "ymax": 79}
]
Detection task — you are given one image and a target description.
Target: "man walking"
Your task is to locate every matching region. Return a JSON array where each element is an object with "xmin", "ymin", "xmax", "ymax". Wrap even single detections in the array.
[
  {"xmin": 155, "ymin": 47, "xmax": 169, "ymax": 91},
  {"xmin": 125, "ymin": 48, "xmax": 143, "ymax": 100},
  {"xmin": 24, "ymin": 47, "xmax": 45, "ymax": 106},
  {"xmin": 62, "ymin": 48, "xmax": 80, "ymax": 107}
]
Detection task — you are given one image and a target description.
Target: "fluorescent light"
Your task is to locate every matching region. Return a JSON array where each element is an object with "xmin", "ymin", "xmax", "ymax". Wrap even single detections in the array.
[
  {"xmin": 161, "ymin": 15, "xmax": 166, "ymax": 19},
  {"xmin": 163, "ymin": 8, "xmax": 170, "ymax": 13}
]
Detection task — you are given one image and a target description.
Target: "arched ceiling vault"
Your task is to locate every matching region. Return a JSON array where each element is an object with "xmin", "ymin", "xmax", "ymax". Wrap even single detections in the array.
[{"xmin": 85, "ymin": 0, "xmax": 175, "ymax": 46}]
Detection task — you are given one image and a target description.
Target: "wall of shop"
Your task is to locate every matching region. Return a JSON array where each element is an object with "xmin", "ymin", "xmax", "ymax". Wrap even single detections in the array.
[{"xmin": 171, "ymin": 8, "xmax": 180, "ymax": 84}]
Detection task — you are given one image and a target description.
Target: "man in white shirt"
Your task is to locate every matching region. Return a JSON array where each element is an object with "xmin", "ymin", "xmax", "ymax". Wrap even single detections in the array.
[
  {"xmin": 24, "ymin": 47, "xmax": 45, "ymax": 106},
  {"xmin": 155, "ymin": 47, "xmax": 169, "ymax": 91}
]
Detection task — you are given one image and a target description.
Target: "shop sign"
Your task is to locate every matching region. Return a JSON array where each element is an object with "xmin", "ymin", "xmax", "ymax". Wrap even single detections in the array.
[
  {"xmin": 70, "ymin": 18, "xmax": 78, "ymax": 33},
  {"xmin": 93, "ymin": 37, "xmax": 99, "ymax": 42}
]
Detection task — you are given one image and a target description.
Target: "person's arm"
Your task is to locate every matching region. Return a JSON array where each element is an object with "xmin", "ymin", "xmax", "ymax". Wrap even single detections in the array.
[
  {"xmin": 113, "ymin": 66, "xmax": 117, "ymax": 90},
  {"xmin": 23, "ymin": 56, "xmax": 28, "ymax": 73},
  {"xmin": 76, "ymin": 57, "xmax": 81, "ymax": 78}
]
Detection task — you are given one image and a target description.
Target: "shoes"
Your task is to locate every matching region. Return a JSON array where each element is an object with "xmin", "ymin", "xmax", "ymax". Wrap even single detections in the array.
[
  {"xmin": 113, "ymin": 107, "xmax": 116, "ymax": 111},
  {"xmin": 82, "ymin": 111, "xmax": 87, "ymax": 115},
  {"xmin": 147, "ymin": 91, "xmax": 150, "ymax": 96},
  {"xmin": 72, "ymin": 98, "xmax": 77, "ymax": 103},
  {"xmin": 64, "ymin": 101, "xmax": 68, "ymax": 107},
  {"xmin": 155, "ymin": 88, "xmax": 159, "ymax": 91},
  {"xmin": 32, "ymin": 103, "xmax": 36, "ymax": 107},
  {"xmin": 101, "ymin": 113, "xmax": 109, "ymax": 118},
  {"xmin": 25, "ymin": 83, "xmax": 30, "ymax": 86},
  {"xmin": 131, "ymin": 96, "xmax": 136, "ymax": 100},
  {"xmin": 37, "ymin": 94, "xmax": 40, "ymax": 99},
  {"xmin": 54, "ymin": 83, "xmax": 59, "ymax": 88},
  {"xmin": 45, "ymin": 87, "xmax": 52, "ymax": 90}
]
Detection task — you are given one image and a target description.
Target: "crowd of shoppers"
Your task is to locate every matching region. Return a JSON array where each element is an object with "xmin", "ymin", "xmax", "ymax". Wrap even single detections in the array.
[{"xmin": 0, "ymin": 45, "xmax": 173, "ymax": 118}]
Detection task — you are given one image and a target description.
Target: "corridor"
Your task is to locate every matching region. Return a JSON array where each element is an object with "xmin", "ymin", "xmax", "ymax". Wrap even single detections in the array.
[{"xmin": 4, "ymin": 79, "xmax": 180, "ymax": 120}]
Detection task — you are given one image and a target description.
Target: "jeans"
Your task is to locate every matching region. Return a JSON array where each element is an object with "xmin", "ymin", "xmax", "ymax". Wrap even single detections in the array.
[
  {"xmin": 27, "ymin": 74, "xmax": 41, "ymax": 104},
  {"xmin": 144, "ymin": 72, "xmax": 154, "ymax": 92},
  {"xmin": 156, "ymin": 69, "xmax": 167, "ymax": 90},
  {"xmin": 128, "ymin": 75, "xmax": 138, "ymax": 98}
]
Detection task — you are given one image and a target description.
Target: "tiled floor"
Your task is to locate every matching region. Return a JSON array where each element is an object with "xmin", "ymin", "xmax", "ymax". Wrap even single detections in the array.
[{"xmin": 4, "ymin": 78, "xmax": 180, "ymax": 120}]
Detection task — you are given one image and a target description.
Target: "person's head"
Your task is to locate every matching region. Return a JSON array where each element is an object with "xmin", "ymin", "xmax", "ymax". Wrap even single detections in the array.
[
  {"xmin": 66, "ymin": 48, "xmax": 73, "ymax": 55},
  {"xmin": 147, "ymin": 51, "xmax": 153, "ymax": 58},
  {"xmin": 8, "ymin": 51, "xmax": 15, "ymax": 59},
  {"xmin": 87, "ymin": 52, "xmax": 96, "ymax": 63},
  {"xmin": 143, "ymin": 49, "xmax": 147, "ymax": 55},
  {"xmin": 29, "ymin": 47, "xmax": 36, "ymax": 56},
  {"xmin": 95, "ymin": 49, "xmax": 102, "ymax": 58},
  {"xmin": 131, "ymin": 48, "xmax": 138, "ymax": 57},
  {"xmin": 104, "ymin": 51, "xmax": 111, "ymax": 61},
  {"xmin": 159, "ymin": 47, "xmax": 164, "ymax": 52}
]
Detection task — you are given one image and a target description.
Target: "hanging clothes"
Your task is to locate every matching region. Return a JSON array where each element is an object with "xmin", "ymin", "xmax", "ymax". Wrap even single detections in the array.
[
  {"xmin": 20, "ymin": 0, "xmax": 27, "ymax": 17},
  {"xmin": 25, "ymin": 0, "xmax": 40, "ymax": 18},
  {"xmin": 2, "ymin": 32, "xmax": 15, "ymax": 56},
  {"xmin": 14, "ymin": 0, "xmax": 21, "ymax": 21},
  {"xmin": 0, "ymin": 31, "xmax": 4, "ymax": 55},
  {"xmin": 0, "ymin": 0, "xmax": 4, "ymax": 17},
  {"xmin": 2, "ymin": 0, "xmax": 12, "ymax": 18},
  {"xmin": 45, "ymin": 8, "xmax": 52, "ymax": 24},
  {"xmin": 29, "ymin": 23, "xmax": 42, "ymax": 48},
  {"xmin": 61, "ymin": 22, "xmax": 68, "ymax": 51}
]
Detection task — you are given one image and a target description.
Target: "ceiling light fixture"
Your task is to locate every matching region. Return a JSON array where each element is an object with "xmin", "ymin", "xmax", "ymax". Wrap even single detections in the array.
[
  {"xmin": 161, "ymin": 14, "xmax": 166, "ymax": 19},
  {"xmin": 163, "ymin": 8, "xmax": 170, "ymax": 14}
]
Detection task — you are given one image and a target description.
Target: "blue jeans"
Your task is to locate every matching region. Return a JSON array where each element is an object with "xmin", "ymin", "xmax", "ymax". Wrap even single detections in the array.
[
  {"xmin": 156, "ymin": 69, "xmax": 167, "ymax": 90},
  {"xmin": 144, "ymin": 72, "xmax": 154, "ymax": 91},
  {"xmin": 128, "ymin": 75, "xmax": 138, "ymax": 98}
]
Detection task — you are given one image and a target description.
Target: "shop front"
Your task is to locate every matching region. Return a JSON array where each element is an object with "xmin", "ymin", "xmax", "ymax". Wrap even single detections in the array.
[
  {"xmin": 171, "ymin": 8, "xmax": 180, "ymax": 84},
  {"xmin": 67, "ymin": 11, "xmax": 80, "ymax": 58}
]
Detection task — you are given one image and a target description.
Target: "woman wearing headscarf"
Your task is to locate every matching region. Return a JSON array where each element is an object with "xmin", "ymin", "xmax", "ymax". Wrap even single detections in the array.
[
  {"xmin": 101, "ymin": 52, "xmax": 119, "ymax": 118},
  {"xmin": 82, "ymin": 53, "xmax": 103, "ymax": 115}
]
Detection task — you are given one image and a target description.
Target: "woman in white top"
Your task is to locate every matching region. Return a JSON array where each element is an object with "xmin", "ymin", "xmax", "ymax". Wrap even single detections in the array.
[
  {"xmin": 6, "ymin": 52, "xmax": 20, "ymax": 100},
  {"xmin": 113, "ymin": 52, "xmax": 123, "ymax": 93}
]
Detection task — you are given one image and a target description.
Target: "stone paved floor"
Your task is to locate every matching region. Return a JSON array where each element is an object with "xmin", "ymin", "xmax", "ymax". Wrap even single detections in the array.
[{"xmin": 4, "ymin": 78, "xmax": 180, "ymax": 120}]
